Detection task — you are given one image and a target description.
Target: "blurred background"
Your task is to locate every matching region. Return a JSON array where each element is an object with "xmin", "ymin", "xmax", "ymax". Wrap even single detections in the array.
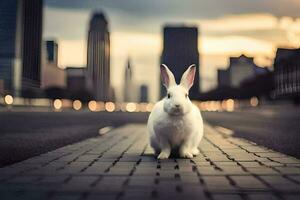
[{"xmin": 0, "ymin": 0, "xmax": 300, "ymax": 166}]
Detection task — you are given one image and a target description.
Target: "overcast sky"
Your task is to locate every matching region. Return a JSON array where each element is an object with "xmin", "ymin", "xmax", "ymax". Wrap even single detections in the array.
[{"xmin": 43, "ymin": 0, "xmax": 300, "ymax": 101}]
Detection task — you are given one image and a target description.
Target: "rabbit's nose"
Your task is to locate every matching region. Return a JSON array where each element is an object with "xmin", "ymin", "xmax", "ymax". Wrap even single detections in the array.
[{"xmin": 175, "ymin": 104, "xmax": 180, "ymax": 108}]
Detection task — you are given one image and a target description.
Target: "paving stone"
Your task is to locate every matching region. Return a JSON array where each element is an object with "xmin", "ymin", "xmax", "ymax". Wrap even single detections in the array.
[
  {"xmin": 256, "ymin": 152, "xmax": 287, "ymax": 158},
  {"xmin": 220, "ymin": 166, "xmax": 249, "ymax": 175},
  {"xmin": 246, "ymin": 193, "xmax": 280, "ymax": 200},
  {"xmin": 202, "ymin": 176, "xmax": 237, "ymax": 192},
  {"xmin": 212, "ymin": 194, "xmax": 243, "ymax": 200},
  {"xmin": 238, "ymin": 161, "xmax": 262, "ymax": 168},
  {"xmin": 38, "ymin": 175, "xmax": 69, "ymax": 184},
  {"xmin": 271, "ymin": 157, "xmax": 299, "ymax": 164},
  {"xmin": 275, "ymin": 167, "xmax": 300, "ymax": 174},
  {"xmin": 56, "ymin": 162, "xmax": 90, "ymax": 174},
  {"xmin": 196, "ymin": 166, "xmax": 224, "ymax": 175},
  {"xmin": 260, "ymin": 175, "xmax": 300, "ymax": 192},
  {"xmin": 179, "ymin": 172, "xmax": 200, "ymax": 184},
  {"xmin": 230, "ymin": 175, "xmax": 268, "ymax": 190},
  {"xmin": 59, "ymin": 175, "xmax": 99, "ymax": 192},
  {"xmin": 214, "ymin": 161, "xmax": 238, "ymax": 167},
  {"xmin": 262, "ymin": 161, "xmax": 285, "ymax": 167},
  {"xmin": 246, "ymin": 167, "xmax": 279, "ymax": 175},
  {"xmin": 93, "ymin": 176, "xmax": 127, "ymax": 193}
]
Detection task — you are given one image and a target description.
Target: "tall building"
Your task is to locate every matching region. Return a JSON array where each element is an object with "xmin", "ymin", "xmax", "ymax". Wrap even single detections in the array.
[
  {"xmin": 160, "ymin": 26, "xmax": 200, "ymax": 99},
  {"xmin": 87, "ymin": 12, "xmax": 110, "ymax": 101},
  {"xmin": 0, "ymin": 0, "xmax": 23, "ymax": 96},
  {"xmin": 273, "ymin": 48, "xmax": 300, "ymax": 98},
  {"xmin": 124, "ymin": 58, "xmax": 133, "ymax": 102},
  {"xmin": 0, "ymin": 0, "xmax": 43, "ymax": 96}
]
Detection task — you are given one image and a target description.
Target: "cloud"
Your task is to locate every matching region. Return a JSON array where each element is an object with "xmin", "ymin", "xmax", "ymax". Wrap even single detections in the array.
[
  {"xmin": 46, "ymin": 0, "xmax": 300, "ymax": 18},
  {"xmin": 201, "ymin": 35, "xmax": 275, "ymax": 55},
  {"xmin": 198, "ymin": 14, "xmax": 278, "ymax": 32}
]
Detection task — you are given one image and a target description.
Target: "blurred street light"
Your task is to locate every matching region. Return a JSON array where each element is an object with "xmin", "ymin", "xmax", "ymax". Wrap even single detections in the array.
[
  {"xmin": 4, "ymin": 95, "xmax": 14, "ymax": 105},
  {"xmin": 73, "ymin": 100, "xmax": 82, "ymax": 110},
  {"xmin": 105, "ymin": 102, "xmax": 115, "ymax": 112},
  {"xmin": 88, "ymin": 100, "xmax": 97, "ymax": 111},
  {"xmin": 126, "ymin": 102, "xmax": 136, "ymax": 112},
  {"xmin": 146, "ymin": 103, "xmax": 154, "ymax": 112},
  {"xmin": 53, "ymin": 99, "xmax": 62, "ymax": 110},
  {"xmin": 226, "ymin": 99, "xmax": 235, "ymax": 112},
  {"xmin": 250, "ymin": 97, "xmax": 259, "ymax": 107}
]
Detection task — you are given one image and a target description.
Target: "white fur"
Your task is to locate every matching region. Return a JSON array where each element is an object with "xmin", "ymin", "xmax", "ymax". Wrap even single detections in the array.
[{"xmin": 147, "ymin": 64, "xmax": 204, "ymax": 159}]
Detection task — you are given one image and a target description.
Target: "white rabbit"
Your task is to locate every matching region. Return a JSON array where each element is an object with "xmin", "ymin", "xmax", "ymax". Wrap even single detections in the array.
[{"xmin": 147, "ymin": 64, "xmax": 204, "ymax": 159}]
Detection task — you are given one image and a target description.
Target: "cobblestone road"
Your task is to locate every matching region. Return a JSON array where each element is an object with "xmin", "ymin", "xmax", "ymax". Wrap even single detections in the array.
[{"xmin": 0, "ymin": 124, "xmax": 300, "ymax": 200}]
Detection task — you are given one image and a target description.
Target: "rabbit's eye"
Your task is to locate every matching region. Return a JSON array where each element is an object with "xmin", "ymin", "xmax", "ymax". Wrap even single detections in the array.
[
  {"xmin": 167, "ymin": 93, "xmax": 171, "ymax": 98},
  {"xmin": 185, "ymin": 93, "xmax": 188, "ymax": 98}
]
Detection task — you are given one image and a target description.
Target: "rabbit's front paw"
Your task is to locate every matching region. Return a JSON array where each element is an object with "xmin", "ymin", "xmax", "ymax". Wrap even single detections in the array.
[
  {"xmin": 191, "ymin": 148, "xmax": 200, "ymax": 156},
  {"xmin": 157, "ymin": 151, "xmax": 170, "ymax": 159},
  {"xmin": 180, "ymin": 150, "xmax": 193, "ymax": 159}
]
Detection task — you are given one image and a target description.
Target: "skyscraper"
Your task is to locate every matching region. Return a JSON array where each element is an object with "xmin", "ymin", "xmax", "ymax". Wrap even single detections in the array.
[
  {"xmin": 0, "ymin": 0, "xmax": 43, "ymax": 96},
  {"xmin": 87, "ymin": 12, "xmax": 110, "ymax": 101},
  {"xmin": 0, "ymin": 0, "xmax": 22, "ymax": 96},
  {"xmin": 21, "ymin": 0, "xmax": 43, "ymax": 95},
  {"xmin": 274, "ymin": 48, "xmax": 300, "ymax": 99},
  {"xmin": 160, "ymin": 26, "xmax": 200, "ymax": 99},
  {"xmin": 124, "ymin": 58, "xmax": 133, "ymax": 102}
]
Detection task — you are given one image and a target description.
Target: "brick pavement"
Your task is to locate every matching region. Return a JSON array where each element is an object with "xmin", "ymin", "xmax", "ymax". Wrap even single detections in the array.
[{"xmin": 0, "ymin": 123, "xmax": 300, "ymax": 200}]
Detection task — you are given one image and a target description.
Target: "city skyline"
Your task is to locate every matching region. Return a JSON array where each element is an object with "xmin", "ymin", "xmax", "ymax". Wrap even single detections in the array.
[{"xmin": 43, "ymin": 0, "xmax": 300, "ymax": 101}]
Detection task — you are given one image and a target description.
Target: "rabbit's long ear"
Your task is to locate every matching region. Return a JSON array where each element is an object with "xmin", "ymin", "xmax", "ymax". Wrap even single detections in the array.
[
  {"xmin": 160, "ymin": 64, "xmax": 176, "ymax": 88},
  {"xmin": 180, "ymin": 64, "xmax": 196, "ymax": 90}
]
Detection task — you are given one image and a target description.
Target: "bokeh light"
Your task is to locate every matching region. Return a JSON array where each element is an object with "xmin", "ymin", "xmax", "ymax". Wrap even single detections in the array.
[
  {"xmin": 105, "ymin": 102, "xmax": 115, "ymax": 112},
  {"xmin": 146, "ymin": 103, "xmax": 154, "ymax": 112},
  {"xmin": 73, "ymin": 100, "xmax": 82, "ymax": 110},
  {"xmin": 226, "ymin": 99, "xmax": 235, "ymax": 112},
  {"xmin": 126, "ymin": 102, "xmax": 136, "ymax": 112},
  {"xmin": 53, "ymin": 99, "xmax": 62, "ymax": 110},
  {"xmin": 88, "ymin": 100, "xmax": 97, "ymax": 111},
  {"xmin": 250, "ymin": 97, "xmax": 259, "ymax": 107},
  {"xmin": 4, "ymin": 95, "xmax": 14, "ymax": 105}
]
